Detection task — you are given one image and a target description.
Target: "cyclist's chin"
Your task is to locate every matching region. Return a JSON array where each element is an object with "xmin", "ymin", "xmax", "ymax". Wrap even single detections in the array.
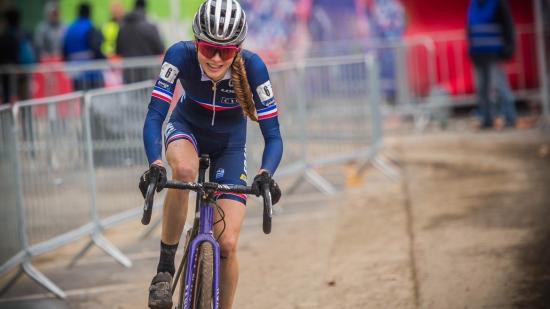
[{"xmin": 204, "ymin": 67, "xmax": 228, "ymax": 81}]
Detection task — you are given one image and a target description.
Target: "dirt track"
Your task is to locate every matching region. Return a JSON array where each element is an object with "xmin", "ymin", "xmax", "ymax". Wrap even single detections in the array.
[{"xmin": 1, "ymin": 129, "xmax": 550, "ymax": 308}]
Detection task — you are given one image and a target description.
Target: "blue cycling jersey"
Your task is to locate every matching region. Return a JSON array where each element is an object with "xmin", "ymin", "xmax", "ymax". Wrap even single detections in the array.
[{"xmin": 143, "ymin": 41, "xmax": 283, "ymax": 174}]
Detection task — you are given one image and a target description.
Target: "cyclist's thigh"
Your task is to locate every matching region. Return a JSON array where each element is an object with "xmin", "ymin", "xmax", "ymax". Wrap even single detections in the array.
[
  {"xmin": 210, "ymin": 146, "xmax": 247, "ymax": 204},
  {"xmin": 165, "ymin": 121, "xmax": 199, "ymax": 171},
  {"xmin": 210, "ymin": 147, "xmax": 248, "ymax": 245},
  {"xmin": 214, "ymin": 199, "xmax": 247, "ymax": 249}
]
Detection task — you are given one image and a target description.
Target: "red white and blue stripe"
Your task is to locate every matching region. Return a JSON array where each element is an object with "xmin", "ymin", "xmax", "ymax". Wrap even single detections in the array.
[
  {"xmin": 164, "ymin": 133, "xmax": 198, "ymax": 154},
  {"xmin": 188, "ymin": 95, "xmax": 241, "ymax": 111},
  {"xmin": 257, "ymin": 105, "xmax": 278, "ymax": 120},
  {"xmin": 215, "ymin": 192, "xmax": 248, "ymax": 202},
  {"xmin": 151, "ymin": 86, "xmax": 173, "ymax": 104}
]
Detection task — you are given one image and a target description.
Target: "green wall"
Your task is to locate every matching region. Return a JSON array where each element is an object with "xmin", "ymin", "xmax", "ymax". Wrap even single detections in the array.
[
  {"xmin": 5, "ymin": 0, "xmax": 205, "ymax": 36},
  {"xmin": 59, "ymin": 0, "xmax": 204, "ymax": 26}
]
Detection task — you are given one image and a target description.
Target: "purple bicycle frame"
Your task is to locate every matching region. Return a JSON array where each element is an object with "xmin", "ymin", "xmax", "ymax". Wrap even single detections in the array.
[{"xmin": 182, "ymin": 200, "xmax": 220, "ymax": 309}]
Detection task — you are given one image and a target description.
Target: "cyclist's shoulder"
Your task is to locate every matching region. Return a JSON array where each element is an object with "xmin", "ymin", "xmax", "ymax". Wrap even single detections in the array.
[
  {"xmin": 241, "ymin": 49, "xmax": 265, "ymax": 66},
  {"xmin": 164, "ymin": 41, "xmax": 196, "ymax": 66}
]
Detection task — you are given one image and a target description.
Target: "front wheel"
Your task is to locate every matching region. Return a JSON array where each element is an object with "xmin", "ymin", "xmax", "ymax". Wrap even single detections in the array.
[{"xmin": 193, "ymin": 242, "xmax": 214, "ymax": 309}]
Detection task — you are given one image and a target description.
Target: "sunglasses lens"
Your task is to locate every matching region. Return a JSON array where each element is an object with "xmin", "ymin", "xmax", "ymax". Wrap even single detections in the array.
[
  {"xmin": 219, "ymin": 48, "xmax": 238, "ymax": 60},
  {"xmin": 199, "ymin": 44, "xmax": 216, "ymax": 58},
  {"xmin": 198, "ymin": 42, "xmax": 238, "ymax": 60}
]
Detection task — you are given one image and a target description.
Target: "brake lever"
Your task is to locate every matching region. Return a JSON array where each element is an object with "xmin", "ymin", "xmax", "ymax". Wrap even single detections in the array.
[{"xmin": 141, "ymin": 181, "xmax": 156, "ymax": 225}]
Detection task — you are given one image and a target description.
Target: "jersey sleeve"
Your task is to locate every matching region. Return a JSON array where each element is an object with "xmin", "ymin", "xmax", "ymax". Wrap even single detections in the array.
[
  {"xmin": 246, "ymin": 53, "xmax": 283, "ymax": 175},
  {"xmin": 143, "ymin": 42, "xmax": 186, "ymax": 165}
]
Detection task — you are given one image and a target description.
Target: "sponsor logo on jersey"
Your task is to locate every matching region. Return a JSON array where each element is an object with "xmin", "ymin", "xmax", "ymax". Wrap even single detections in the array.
[
  {"xmin": 165, "ymin": 123, "xmax": 176, "ymax": 136},
  {"xmin": 220, "ymin": 97, "xmax": 238, "ymax": 104},
  {"xmin": 216, "ymin": 168, "xmax": 225, "ymax": 179},
  {"xmin": 159, "ymin": 62, "xmax": 179, "ymax": 83},
  {"xmin": 240, "ymin": 173, "xmax": 247, "ymax": 181},
  {"xmin": 220, "ymin": 88, "xmax": 235, "ymax": 94},
  {"xmin": 156, "ymin": 80, "xmax": 171, "ymax": 89},
  {"xmin": 256, "ymin": 81, "xmax": 274, "ymax": 105},
  {"xmin": 243, "ymin": 149, "xmax": 247, "ymax": 174}
]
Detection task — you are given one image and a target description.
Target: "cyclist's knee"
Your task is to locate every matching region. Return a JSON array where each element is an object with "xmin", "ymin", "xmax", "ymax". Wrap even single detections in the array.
[
  {"xmin": 219, "ymin": 236, "xmax": 238, "ymax": 258},
  {"xmin": 170, "ymin": 162, "xmax": 197, "ymax": 182}
]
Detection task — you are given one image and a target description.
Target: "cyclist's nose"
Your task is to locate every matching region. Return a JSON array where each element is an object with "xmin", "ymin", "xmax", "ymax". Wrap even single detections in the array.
[{"xmin": 211, "ymin": 51, "xmax": 223, "ymax": 62}]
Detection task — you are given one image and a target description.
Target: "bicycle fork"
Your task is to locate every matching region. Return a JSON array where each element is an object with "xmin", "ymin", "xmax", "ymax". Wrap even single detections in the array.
[{"xmin": 182, "ymin": 200, "xmax": 221, "ymax": 309}]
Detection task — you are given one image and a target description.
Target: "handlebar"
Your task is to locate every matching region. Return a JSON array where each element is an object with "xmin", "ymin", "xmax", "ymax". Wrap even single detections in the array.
[
  {"xmin": 141, "ymin": 180, "xmax": 274, "ymax": 234},
  {"xmin": 164, "ymin": 181, "xmax": 258, "ymax": 194},
  {"xmin": 261, "ymin": 183, "xmax": 273, "ymax": 234}
]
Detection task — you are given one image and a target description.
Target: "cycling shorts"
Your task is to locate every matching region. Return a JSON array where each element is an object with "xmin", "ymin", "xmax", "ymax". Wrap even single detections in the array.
[{"xmin": 164, "ymin": 119, "xmax": 248, "ymax": 205}]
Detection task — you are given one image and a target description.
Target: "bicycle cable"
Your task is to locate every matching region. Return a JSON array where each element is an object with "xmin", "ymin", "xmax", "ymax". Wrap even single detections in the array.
[{"xmin": 213, "ymin": 201, "xmax": 226, "ymax": 241}]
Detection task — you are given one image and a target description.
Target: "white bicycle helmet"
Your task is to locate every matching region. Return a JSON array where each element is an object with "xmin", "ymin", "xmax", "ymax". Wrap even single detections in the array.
[{"xmin": 192, "ymin": 0, "xmax": 248, "ymax": 46}]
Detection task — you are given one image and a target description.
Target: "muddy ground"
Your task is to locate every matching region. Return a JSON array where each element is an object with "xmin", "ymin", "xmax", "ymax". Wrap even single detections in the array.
[{"xmin": 1, "ymin": 128, "xmax": 550, "ymax": 309}]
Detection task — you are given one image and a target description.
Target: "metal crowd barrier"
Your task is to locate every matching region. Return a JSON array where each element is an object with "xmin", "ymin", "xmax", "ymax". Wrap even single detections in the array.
[
  {"xmin": 247, "ymin": 54, "xmax": 400, "ymax": 195},
  {"xmin": 0, "ymin": 83, "xmax": 158, "ymax": 298},
  {"xmin": 292, "ymin": 26, "xmax": 550, "ymax": 131}
]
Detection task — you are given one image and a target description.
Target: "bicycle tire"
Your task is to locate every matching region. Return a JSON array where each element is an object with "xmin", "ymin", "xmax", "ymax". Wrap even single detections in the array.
[
  {"xmin": 176, "ymin": 228, "xmax": 194, "ymax": 309},
  {"xmin": 193, "ymin": 242, "xmax": 214, "ymax": 309}
]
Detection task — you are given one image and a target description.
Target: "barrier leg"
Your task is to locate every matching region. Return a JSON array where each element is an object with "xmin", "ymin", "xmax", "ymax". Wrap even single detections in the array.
[
  {"xmin": 304, "ymin": 169, "xmax": 337, "ymax": 195},
  {"xmin": 284, "ymin": 173, "xmax": 306, "ymax": 196},
  {"xmin": 67, "ymin": 238, "xmax": 94, "ymax": 268},
  {"xmin": 0, "ymin": 267, "xmax": 24, "ymax": 297},
  {"xmin": 92, "ymin": 233, "xmax": 132, "ymax": 268},
  {"xmin": 68, "ymin": 232, "xmax": 132, "ymax": 268},
  {"xmin": 372, "ymin": 155, "xmax": 401, "ymax": 182},
  {"xmin": 22, "ymin": 262, "xmax": 66, "ymax": 299}
]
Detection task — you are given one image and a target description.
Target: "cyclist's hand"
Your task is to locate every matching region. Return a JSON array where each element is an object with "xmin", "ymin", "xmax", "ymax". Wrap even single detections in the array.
[
  {"xmin": 252, "ymin": 171, "xmax": 281, "ymax": 205},
  {"xmin": 139, "ymin": 164, "xmax": 167, "ymax": 198},
  {"xmin": 269, "ymin": 179, "xmax": 281, "ymax": 205}
]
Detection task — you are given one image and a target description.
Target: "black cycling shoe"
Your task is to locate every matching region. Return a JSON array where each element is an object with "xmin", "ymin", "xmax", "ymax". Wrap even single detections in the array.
[{"xmin": 148, "ymin": 272, "xmax": 173, "ymax": 309}]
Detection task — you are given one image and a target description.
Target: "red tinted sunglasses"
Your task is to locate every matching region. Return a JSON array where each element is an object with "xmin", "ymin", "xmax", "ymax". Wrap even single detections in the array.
[{"xmin": 197, "ymin": 40, "xmax": 240, "ymax": 61}]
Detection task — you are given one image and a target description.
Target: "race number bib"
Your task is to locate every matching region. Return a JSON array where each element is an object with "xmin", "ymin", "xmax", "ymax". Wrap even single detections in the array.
[
  {"xmin": 256, "ymin": 81, "xmax": 274, "ymax": 103},
  {"xmin": 159, "ymin": 62, "xmax": 179, "ymax": 83}
]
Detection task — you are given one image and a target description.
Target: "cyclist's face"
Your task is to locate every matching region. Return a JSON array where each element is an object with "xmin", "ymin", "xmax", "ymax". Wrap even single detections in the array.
[{"xmin": 196, "ymin": 42, "xmax": 237, "ymax": 82}]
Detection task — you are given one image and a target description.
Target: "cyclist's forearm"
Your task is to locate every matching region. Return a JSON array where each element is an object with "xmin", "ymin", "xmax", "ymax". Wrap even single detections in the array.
[
  {"xmin": 260, "ymin": 135, "xmax": 283, "ymax": 175},
  {"xmin": 258, "ymin": 117, "xmax": 283, "ymax": 174},
  {"xmin": 143, "ymin": 103, "xmax": 169, "ymax": 164}
]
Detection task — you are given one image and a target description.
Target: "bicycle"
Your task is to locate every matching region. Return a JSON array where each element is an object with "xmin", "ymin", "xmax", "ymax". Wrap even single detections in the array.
[{"xmin": 141, "ymin": 154, "xmax": 274, "ymax": 309}]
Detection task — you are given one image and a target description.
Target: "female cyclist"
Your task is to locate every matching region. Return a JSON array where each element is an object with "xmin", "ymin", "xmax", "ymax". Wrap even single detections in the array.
[{"xmin": 139, "ymin": 0, "xmax": 283, "ymax": 308}]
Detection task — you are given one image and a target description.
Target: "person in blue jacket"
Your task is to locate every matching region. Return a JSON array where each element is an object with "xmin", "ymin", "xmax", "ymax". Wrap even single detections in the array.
[
  {"xmin": 62, "ymin": 3, "xmax": 105, "ymax": 90},
  {"xmin": 139, "ymin": 1, "xmax": 282, "ymax": 308},
  {"xmin": 467, "ymin": 0, "xmax": 516, "ymax": 129}
]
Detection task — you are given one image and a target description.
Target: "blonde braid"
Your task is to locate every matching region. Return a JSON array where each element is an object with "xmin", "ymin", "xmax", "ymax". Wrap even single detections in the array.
[{"xmin": 231, "ymin": 53, "xmax": 258, "ymax": 122}]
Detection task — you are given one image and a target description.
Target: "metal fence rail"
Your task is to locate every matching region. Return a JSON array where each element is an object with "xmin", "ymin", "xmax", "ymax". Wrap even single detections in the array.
[
  {"xmin": 87, "ymin": 83, "xmax": 152, "ymax": 221},
  {"xmin": 247, "ymin": 54, "xmax": 399, "ymax": 195},
  {"xmin": 0, "ymin": 55, "xmax": 162, "ymax": 104},
  {"xmin": 0, "ymin": 106, "xmax": 23, "ymax": 280},
  {"xmin": 15, "ymin": 94, "xmax": 90, "ymax": 247}
]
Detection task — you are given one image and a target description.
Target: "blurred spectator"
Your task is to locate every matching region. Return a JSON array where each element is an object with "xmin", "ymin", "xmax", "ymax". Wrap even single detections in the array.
[
  {"xmin": 63, "ymin": 2, "xmax": 105, "ymax": 91},
  {"xmin": 293, "ymin": 0, "xmax": 372, "ymax": 57},
  {"xmin": 0, "ymin": 7, "xmax": 36, "ymax": 104},
  {"xmin": 34, "ymin": 1, "xmax": 65, "ymax": 61},
  {"xmin": 366, "ymin": 0, "xmax": 405, "ymax": 102},
  {"xmin": 101, "ymin": 1, "xmax": 124, "ymax": 57},
  {"xmin": 116, "ymin": 0, "xmax": 164, "ymax": 83},
  {"xmin": 467, "ymin": 0, "xmax": 516, "ymax": 129},
  {"xmin": 241, "ymin": 0, "xmax": 296, "ymax": 62},
  {"xmin": 368, "ymin": 0, "xmax": 405, "ymax": 40}
]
